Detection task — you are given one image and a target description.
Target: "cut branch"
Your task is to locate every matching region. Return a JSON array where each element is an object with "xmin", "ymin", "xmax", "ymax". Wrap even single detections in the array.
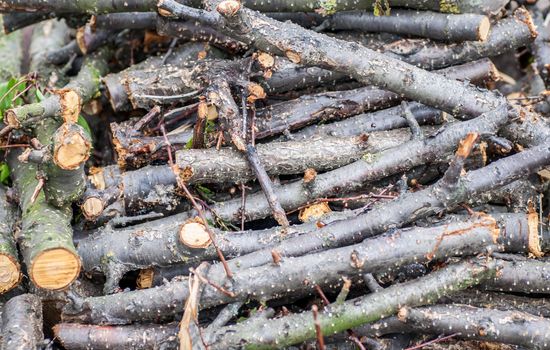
[
  {"xmin": 0, "ymin": 0, "xmax": 156, "ymax": 14},
  {"xmin": 189, "ymin": 106, "xmax": 510, "ymax": 224},
  {"xmin": 103, "ymin": 42, "xmax": 224, "ymax": 112},
  {"xmin": 0, "ymin": 185, "xmax": 20, "ymax": 294},
  {"xmin": 320, "ymin": 10, "xmax": 490, "ymax": 42},
  {"xmin": 6, "ymin": 47, "xmax": 111, "ymax": 128},
  {"xmin": 8, "ymin": 149, "xmax": 80, "ymax": 290},
  {"xmin": 67, "ymin": 210, "xmax": 522, "ymax": 323},
  {"xmin": 440, "ymin": 290, "xmax": 550, "ymax": 318},
  {"xmin": 207, "ymin": 259, "xmax": 497, "ymax": 349},
  {"xmin": 56, "ymin": 260, "xmax": 496, "ymax": 349},
  {"xmin": 160, "ymin": 0, "xmax": 506, "ymax": 118},
  {"xmin": 54, "ymin": 323, "xmax": 179, "ymax": 350},
  {"xmin": 0, "ymin": 294, "xmax": 44, "ymax": 350},
  {"xmin": 88, "ymin": 127, "xmax": 422, "ymax": 220},
  {"xmin": 77, "ymin": 208, "xmax": 358, "ymax": 293},
  {"xmin": 382, "ymin": 10, "xmax": 537, "ymax": 70},
  {"xmin": 483, "ymin": 259, "xmax": 550, "ymax": 294},
  {"xmin": 399, "ymin": 304, "xmax": 550, "ymax": 349}
]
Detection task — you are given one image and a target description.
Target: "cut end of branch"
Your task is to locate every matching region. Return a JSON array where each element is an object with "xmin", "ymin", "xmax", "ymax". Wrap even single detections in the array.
[
  {"xmin": 158, "ymin": 8, "xmax": 173, "ymax": 17},
  {"xmin": 477, "ymin": 16, "xmax": 491, "ymax": 42},
  {"xmin": 179, "ymin": 220, "xmax": 212, "ymax": 249},
  {"xmin": 0, "ymin": 254, "xmax": 21, "ymax": 293},
  {"xmin": 175, "ymin": 165, "xmax": 194, "ymax": 183},
  {"xmin": 299, "ymin": 202, "xmax": 331, "ymax": 223},
  {"xmin": 303, "ymin": 168, "xmax": 317, "ymax": 184},
  {"xmin": 271, "ymin": 249, "xmax": 282, "ymax": 265},
  {"xmin": 53, "ymin": 123, "xmax": 91, "ymax": 170},
  {"xmin": 455, "ymin": 132, "xmax": 479, "ymax": 159},
  {"xmin": 247, "ymin": 83, "xmax": 266, "ymax": 103},
  {"xmin": 527, "ymin": 211, "xmax": 543, "ymax": 257},
  {"xmin": 216, "ymin": 0, "xmax": 241, "ymax": 17},
  {"xmin": 5, "ymin": 109, "xmax": 21, "ymax": 128},
  {"xmin": 81, "ymin": 197, "xmax": 104, "ymax": 220},
  {"xmin": 136, "ymin": 268, "xmax": 154, "ymax": 289},
  {"xmin": 76, "ymin": 26, "xmax": 90, "ymax": 54},
  {"xmin": 397, "ymin": 307, "xmax": 409, "ymax": 321},
  {"xmin": 31, "ymin": 248, "xmax": 81, "ymax": 290},
  {"xmin": 88, "ymin": 167, "xmax": 106, "ymax": 190},
  {"xmin": 514, "ymin": 7, "xmax": 538, "ymax": 38},
  {"xmin": 56, "ymin": 89, "xmax": 82, "ymax": 124},
  {"xmin": 231, "ymin": 134, "xmax": 247, "ymax": 152},
  {"xmin": 257, "ymin": 52, "xmax": 275, "ymax": 69},
  {"xmin": 285, "ymin": 50, "xmax": 301, "ymax": 64}
]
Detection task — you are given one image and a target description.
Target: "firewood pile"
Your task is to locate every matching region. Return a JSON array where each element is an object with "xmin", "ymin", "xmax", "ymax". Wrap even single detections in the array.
[{"xmin": 0, "ymin": 0, "xmax": 549, "ymax": 349}]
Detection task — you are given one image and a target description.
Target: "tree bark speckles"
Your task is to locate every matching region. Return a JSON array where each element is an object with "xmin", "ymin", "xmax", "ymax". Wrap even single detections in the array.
[
  {"xmin": 1, "ymin": 2, "xmax": 549, "ymax": 349},
  {"xmin": 0, "ymin": 186, "xmax": 20, "ymax": 294},
  {"xmin": 1, "ymin": 294, "xmax": 44, "ymax": 350}
]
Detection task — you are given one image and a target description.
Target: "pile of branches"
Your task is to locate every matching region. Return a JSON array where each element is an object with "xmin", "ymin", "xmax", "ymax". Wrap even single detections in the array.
[{"xmin": 0, "ymin": 0, "xmax": 550, "ymax": 349}]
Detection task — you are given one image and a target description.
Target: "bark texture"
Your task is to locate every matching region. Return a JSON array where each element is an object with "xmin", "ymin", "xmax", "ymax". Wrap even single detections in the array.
[
  {"xmin": 78, "ymin": 210, "xmax": 358, "ymax": 293},
  {"xmin": 8, "ymin": 149, "xmax": 80, "ymax": 291},
  {"xmin": 83, "ymin": 130, "xmax": 421, "ymax": 220},
  {"xmin": 160, "ymin": 0, "xmax": 506, "ymax": 118},
  {"xmin": 54, "ymin": 322, "xmax": 179, "ymax": 350},
  {"xmin": 321, "ymin": 10, "xmax": 490, "ymax": 42},
  {"xmin": 382, "ymin": 10, "xmax": 537, "ymax": 70},
  {"xmin": 399, "ymin": 305, "xmax": 550, "ymax": 349},
  {"xmin": 6, "ymin": 47, "xmax": 111, "ymax": 128},
  {"xmin": 0, "ymin": 294, "xmax": 43, "ymax": 350},
  {"xmin": 0, "ymin": 186, "xmax": 20, "ymax": 294},
  {"xmin": 207, "ymin": 260, "xmax": 498, "ymax": 349},
  {"xmin": 65, "ymin": 209, "xmax": 525, "ymax": 323},
  {"xmin": 483, "ymin": 259, "xmax": 550, "ymax": 294}
]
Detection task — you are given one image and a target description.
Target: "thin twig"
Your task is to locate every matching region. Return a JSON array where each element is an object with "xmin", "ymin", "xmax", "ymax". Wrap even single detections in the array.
[
  {"xmin": 11, "ymin": 82, "xmax": 34, "ymax": 103},
  {"xmin": 335, "ymin": 277, "xmax": 351, "ymax": 304},
  {"xmin": 241, "ymin": 88, "xmax": 247, "ymax": 141},
  {"xmin": 240, "ymin": 183, "xmax": 247, "ymax": 231},
  {"xmin": 30, "ymin": 175, "xmax": 45, "ymax": 205},
  {"xmin": 363, "ymin": 273, "xmax": 383, "ymax": 293},
  {"xmin": 246, "ymin": 144, "xmax": 290, "ymax": 228},
  {"xmin": 0, "ymin": 126, "xmax": 13, "ymax": 138},
  {"xmin": 401, "ymin": 100, "xmax": 424, "ymax": 140},
  {"xmin": 347, "ymin": 331, "xmax": 367, "ymax": 350},
  {"xmin": 195, "ymin": 318, "xmax": 210, "ymax": 350},
  {"xmin": 0, "ymin": 77, "xmax": 28, "ymax": 105},
  {"xmin": 356, "ymin": 185, "xmax": 395, "ymax": 214},
  {"xmin": 312, "ymin": 304, "xmax": 325, "ymax": 350},
  {"xmin": 162, "ymin": 37, "xmax": 179, "ymax": 65},
  {"xmin": 161, "ymin": 123, "xmax": 233, "ymax": 279},
  {"xmin": 250, "ymin": 104, "xmax": 256, "ymax": 146},
  {"xmin": 0, "ymin": 143, "xmax": 30, "ymax": 148},
  {"xmin": 190, "ymin": 267, "xmax": 236, "ymax": 298},
  {"xmin": 405, "ymin": 333, "xmax": 460, "ymax": 350},
  {"xmin": 314, "ymin": 285, "xmax": 330, "ymax": 306},
  {"xmin": 134, "ymin": 105, "xmax": 161, "ymax": 132},
  {"xmin": 132, "ymin": 91, "xmax": 199, "ymax": 101}
]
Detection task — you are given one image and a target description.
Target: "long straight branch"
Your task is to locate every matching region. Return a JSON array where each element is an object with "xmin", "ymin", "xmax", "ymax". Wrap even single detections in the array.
[
  {"xmin": 208, "ymin": 259, "xmax": 498, "ymax": 349},
  {"xmin": 159, "ymin": 0, "xmax": 510, "ymax": 118}
]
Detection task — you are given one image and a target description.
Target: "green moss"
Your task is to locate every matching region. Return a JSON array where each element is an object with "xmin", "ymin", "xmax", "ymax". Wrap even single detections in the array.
[
  {"xmin": 228, "ymin": 261, "xmax": 497, "ymax": 349},
  {"xmin": 373, "ymin": 0, "xmax": 391, "ymax": 16},
  {"xmin": 439, "ymin": 0, "xmax": 461, "ymax": 13},
  {"xmin": 362, "ymin": 153, "xmax": 379, "ymax": 163},
  {"xmin": 316, "ymin": 0, "xmax": 338, "ymax": 15}
]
